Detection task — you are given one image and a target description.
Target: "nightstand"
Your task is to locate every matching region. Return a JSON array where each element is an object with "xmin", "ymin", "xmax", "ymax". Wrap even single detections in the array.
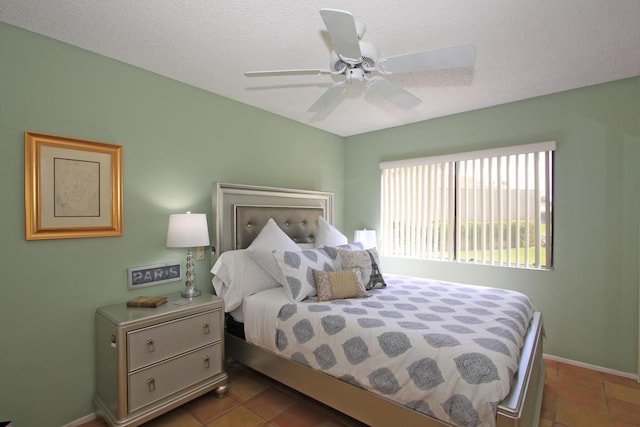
[{"xmin": 94, "ymin": 293, "xmax": 228, "ymax": 426}]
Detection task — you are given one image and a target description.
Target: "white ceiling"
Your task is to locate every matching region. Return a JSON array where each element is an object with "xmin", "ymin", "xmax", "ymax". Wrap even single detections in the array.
[{"xmin": 2, "ymin": 1, "xmax": 640, "ymax": 137}]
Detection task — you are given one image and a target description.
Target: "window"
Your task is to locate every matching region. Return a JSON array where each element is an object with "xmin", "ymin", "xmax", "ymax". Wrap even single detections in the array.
[{"xmin": 380, "ymin": 142, "xmax": 555, "ymax": 269}]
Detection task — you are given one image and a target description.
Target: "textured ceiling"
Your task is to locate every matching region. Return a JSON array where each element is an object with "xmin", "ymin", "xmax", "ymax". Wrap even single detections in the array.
[{"xmin": 2, "ymin": 0, "xmax": 640, "ymax": 137}]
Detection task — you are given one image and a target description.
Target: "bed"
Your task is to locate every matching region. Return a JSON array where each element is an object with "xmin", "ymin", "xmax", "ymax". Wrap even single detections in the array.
[{"xmin": 211, "ymin": 182, "xmax": 545, "ymax": 427}]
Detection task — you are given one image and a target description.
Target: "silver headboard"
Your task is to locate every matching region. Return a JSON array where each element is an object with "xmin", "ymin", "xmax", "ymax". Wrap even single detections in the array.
[{"xmin": 212, "ymin": 183, "xmax": 334, "ymax": 254}]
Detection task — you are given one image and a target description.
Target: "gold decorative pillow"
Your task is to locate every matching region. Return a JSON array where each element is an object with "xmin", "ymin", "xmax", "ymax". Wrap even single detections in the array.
[
  {"xmin": 338, "ymin": 248, "xmax": 387, "ymax": 290},
  {"xmin": 312, "ymin": 269, "xmax": 370, "ymax": 302}
]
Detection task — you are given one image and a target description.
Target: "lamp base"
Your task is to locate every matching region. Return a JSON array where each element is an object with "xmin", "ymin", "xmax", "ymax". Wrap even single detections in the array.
[{"xmin": 181, "ymin": 287, "xmax": 201, "ymax": 298}]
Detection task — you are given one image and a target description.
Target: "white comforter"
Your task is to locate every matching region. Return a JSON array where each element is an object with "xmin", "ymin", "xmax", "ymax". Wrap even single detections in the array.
[{"xmin": 244, "ymin": 274, "xmax": 534, "ymax": 427}]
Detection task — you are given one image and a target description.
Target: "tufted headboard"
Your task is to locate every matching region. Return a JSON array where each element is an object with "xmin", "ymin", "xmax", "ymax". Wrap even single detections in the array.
[
  {"xmin": 212, "ymin": 183, "xmax": 334, "ymax": 255},
  {"xmin": 234, "ymin": 205, "xmax": 324, "ymax": 249}
]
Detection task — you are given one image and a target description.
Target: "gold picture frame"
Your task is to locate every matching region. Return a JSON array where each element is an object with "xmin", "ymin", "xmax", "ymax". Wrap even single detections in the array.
[{"xmin": 24, "ymin": 131, "xmax": 123, "ymax": 240}]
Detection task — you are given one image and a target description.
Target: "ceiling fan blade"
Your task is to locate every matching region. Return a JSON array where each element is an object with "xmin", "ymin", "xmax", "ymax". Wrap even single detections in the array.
[
  {"xmin": 366, "ymin": 77, "xmax": 422, "ymax": 110},
  {"xmin": 320, "ymin": 9, "xmax": 362, "ymax": 64},
  {"xmin": 376, "ymin": 44, "xmax": 476, "ymax": 74},
  {"xmin": 308, "ymin": 83, "xmax": 347, "ymax": 112},
  {"xmin": 245, "ymin": 69, "xmax": 332, "ymax": 77}
]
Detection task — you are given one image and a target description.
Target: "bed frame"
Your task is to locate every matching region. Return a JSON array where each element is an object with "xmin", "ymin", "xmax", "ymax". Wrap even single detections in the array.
[{"xmin": 212, "ymin": 182, "xmax": 545, "ymax": 427}]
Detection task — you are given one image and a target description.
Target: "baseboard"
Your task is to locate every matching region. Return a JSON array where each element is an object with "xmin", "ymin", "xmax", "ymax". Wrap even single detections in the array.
[
  {"xmin": 543, "ymin": 353, "xmax": 639, "ymax": 382},
  {"xmin": 62, "ymin": 413, "xmax": 96, "ymax": 427}
]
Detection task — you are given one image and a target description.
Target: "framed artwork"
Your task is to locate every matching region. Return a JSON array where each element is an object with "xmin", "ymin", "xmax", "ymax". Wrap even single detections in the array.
[{"xmin": 24, "ymin": 131, "xmax": 123, "ymax": 240}]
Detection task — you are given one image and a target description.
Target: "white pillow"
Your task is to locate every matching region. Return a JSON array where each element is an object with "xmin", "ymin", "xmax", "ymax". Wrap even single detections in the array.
[
  {"xmin": 273, "ymin": 248, "xmax": 335, "ymax": 301},
  {"xmin": 211, "ymin": 249, "xmax": 280, "ymax": 312},
  {"xmin": 246, "ymin": 218, "xmax": 300, "ymax": 283},
  {"xmin": 315, "ymin": 216, "xmax": 348, "ymax": 247}
]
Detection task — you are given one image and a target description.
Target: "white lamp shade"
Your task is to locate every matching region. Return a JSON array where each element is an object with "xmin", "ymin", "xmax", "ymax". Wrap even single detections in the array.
[
  {"xmin": 166, "ymin": 213, "xmax": 210, "ymax": 248},
  {"xmin": 353, "ymin": 229, "xmax": 377, "ymax": 249}
]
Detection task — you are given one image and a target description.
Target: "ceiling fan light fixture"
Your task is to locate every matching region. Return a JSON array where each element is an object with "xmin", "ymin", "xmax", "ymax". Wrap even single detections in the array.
[
  {"xmin": 345, "ymin": 68, "xmax": 365, "ymax": 83},
  {"xmin": 329, "ymin": 51, "xmax": 349, "ymax": 72},
  {"xmin": 358, "ymin": 41, "xmax": 379, "ymax": 71}
]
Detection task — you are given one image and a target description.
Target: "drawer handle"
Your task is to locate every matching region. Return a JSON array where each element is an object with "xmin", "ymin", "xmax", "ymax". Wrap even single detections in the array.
[
  {"xmin": 202, "ymin": 323, "xmax": 210, "ymax": 334},
  {"xmin": 147, "ymin": 377, "xmax": 155, "ymax": 391},
  {"xmin": 204, "ymin": 356, "xmax": 210, "ymax": 368},
  {"xmin": 146, "ymin": 338, "xmax": 155, "ymax": 352}
]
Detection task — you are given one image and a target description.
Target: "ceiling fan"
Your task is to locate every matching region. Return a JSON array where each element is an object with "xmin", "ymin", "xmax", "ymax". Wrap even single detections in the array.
[{"xmin": 245, "ymin": 9, "xmax": 476, "ymax": 112}]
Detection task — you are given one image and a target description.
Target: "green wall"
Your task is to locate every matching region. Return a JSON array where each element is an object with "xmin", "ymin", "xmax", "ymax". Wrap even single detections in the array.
[
  {"xmin": 0, "ymin": 23, "xmax": 343, "ymax": 426},
  {"xmin": 2, "ymin": 20, "xmax": 640, "ymax": 426},
  {"xmin": 344, "ymin": 77, "xmax": 640, "ymax": 374}
]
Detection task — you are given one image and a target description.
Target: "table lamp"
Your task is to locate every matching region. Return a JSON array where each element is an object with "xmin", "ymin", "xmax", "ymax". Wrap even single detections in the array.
[
  {"xmin": 353, "ymin": 229, "xmax": 377, "ymax": 249},
  {"xmin": 166, "ymin": 212, "xmax": 210, "ymax": 298}
]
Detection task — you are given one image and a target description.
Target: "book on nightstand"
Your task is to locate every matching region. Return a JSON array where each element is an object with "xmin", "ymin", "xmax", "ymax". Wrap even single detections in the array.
[{"xmin": 126, "ymin": 296, "xmax": 168, "ymax": 308}]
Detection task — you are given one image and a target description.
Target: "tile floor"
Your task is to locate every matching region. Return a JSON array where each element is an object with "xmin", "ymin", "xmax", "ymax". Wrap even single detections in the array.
[
  {"xmin": 82, "ymin": 358, "xmax": 640, "ymax": 427},
  {"xmin": 540, "ymin": 359, "xmax": 640, "ymax": 427}
]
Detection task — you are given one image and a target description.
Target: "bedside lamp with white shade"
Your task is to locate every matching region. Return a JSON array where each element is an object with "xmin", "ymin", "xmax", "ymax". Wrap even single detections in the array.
[
  {"xmin": 166, "ymin": 212, "xmax": 210, "ymax": 298},
  {"xmin": 353, "ymin": 228, "xmax": 377, "ymax": 249}
]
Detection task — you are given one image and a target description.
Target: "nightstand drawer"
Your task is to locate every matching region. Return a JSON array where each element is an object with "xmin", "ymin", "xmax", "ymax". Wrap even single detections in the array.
[
  {"xmin": 128, "ymin": 342, "xmax": 222, "ymax": 412},
  {"xmin": 127, "ymin": 310, "xmax": 221, "ymax": 371}
]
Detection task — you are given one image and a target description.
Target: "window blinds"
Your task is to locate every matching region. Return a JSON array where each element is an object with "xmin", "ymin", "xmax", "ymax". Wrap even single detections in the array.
[{"xmin": 380, "ymin": 141, "xmax": 555, "ymax": 269}]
